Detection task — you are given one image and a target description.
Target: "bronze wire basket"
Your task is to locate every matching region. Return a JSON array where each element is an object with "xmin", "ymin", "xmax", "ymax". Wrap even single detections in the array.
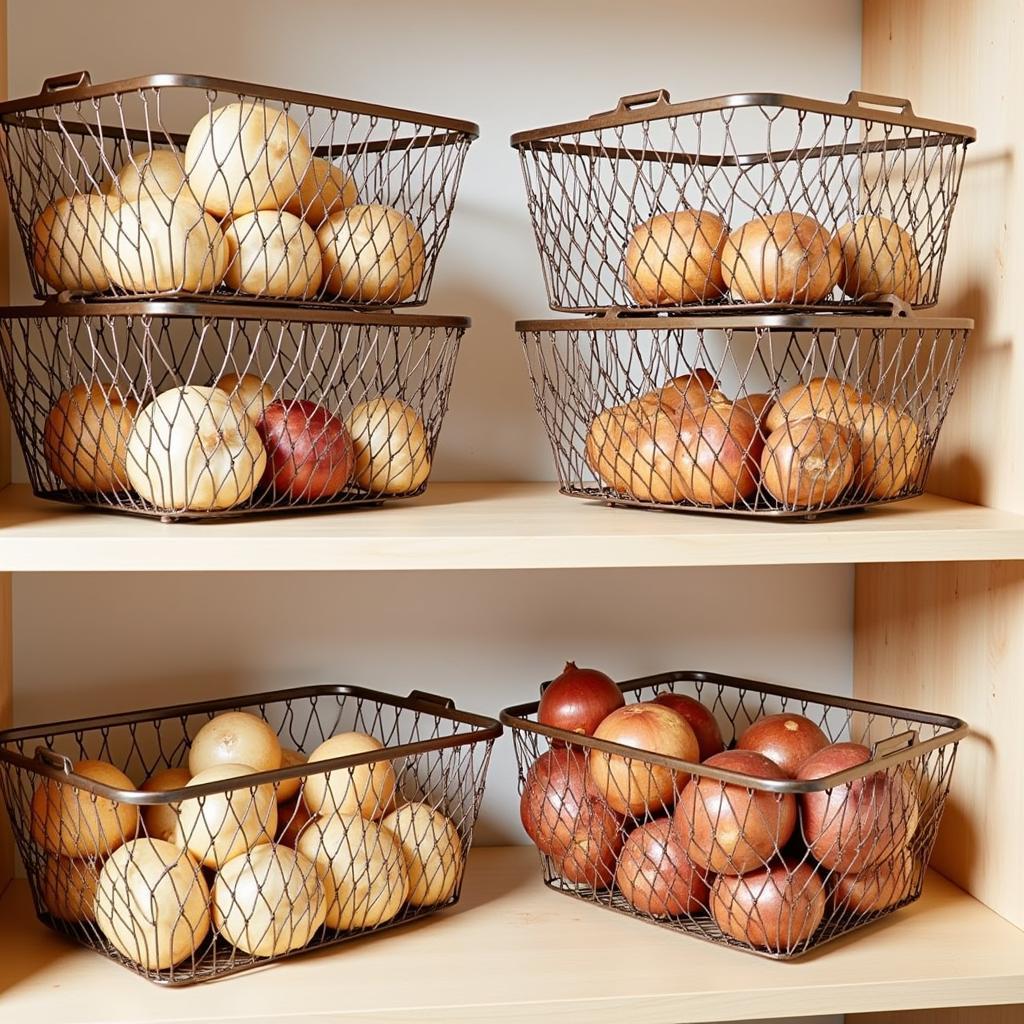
[
  {"xmin": 0, "ymin": 71, "xmax": 477, "ymax": 309},
  {"xmin": 519, "ymin": 311, "xmax": 971, "ymax": 519},
  {"xmin": 0, "ymin": 684, "xmax": 502, "ymax": 986},
  {"xmin": 511, "ymin": 90, "xmax": 975, "ymax": 313},
  {"xmin": 0, "ymin": 301, "xmax": 468, "ymax": 521},
  {"xmin": 501, "ymin": 670, "xmax": 966, "ymax": 960}
]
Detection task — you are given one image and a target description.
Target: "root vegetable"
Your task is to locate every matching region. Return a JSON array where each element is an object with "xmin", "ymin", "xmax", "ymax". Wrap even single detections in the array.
[
  {"xmin": 41, "ymin": 855, "xmax": 101, "ymax": 923},
  {"xmin": 760, "ymin": 417, "xmax": 857, "ymax": 508},
  {"xmin": 175, "ymin": 763, "xmax": 277, "ymax": 869},
  {"xmin": 30, "ymin": 758, "xmax": 138, "ymax": 858},
  {"xmin": 222, "ymin": 210, "xmax": 322, "ymax": 298},
  {"xmin": 381, "ymin": 801, "xmax": 463, "ymax": 907},
  {"xmin": 675, "ymin": 396, "xmax": 761, "ymax": 506},
  {"xmin": 106, "ymin": 149, "xmax": 191, "ymax": 208},
  {"xmin": 126, "ymin": 385, "xmax": 267, "ymax": 512},
  {"xmin": 675, "ymin": 749, "xmax": 797, "ymax": 874},
  {"xmin": 275, "ymin": 748, "xmax": 307, "ymax": 804},
  {"xmin": 43, "ymin": 382, "xmax": 139, "ymax": 493},
  {"xmin": 625, "ymin": 210, "xmax": 730, "ymax": 305},
  {"xmin": 188, "ymin": 711, "xmax": 283, "ymax": 776},
  {"xmin": 284, "ymin": 157, "xmax": 358, "ymax": 227},
  {"xmin": 32, "ymin": 194, "xmax": 112, "ymax": 293},
  {"xmin": 345, "ymin": 397, "xmax": 431, "ymax": 495},
  {"xmin": 519, "ymin": 748, "xmax": 622, "ymax": 888},
  {"xmin": 652, "ymin": 692, "xmax": 725, "ymax": 761},
  {"xmin": 317, "ymin": 204, "xmax": 425, "ymax": 303},
  {"xmin": 537, "ymin": 661, "xmax": 624, "ymax": 738},
  {"xmin": 296, "ymin": 815, "xmax": 409, "ymax": 930},
  {"xmin": 94, "ymin": 838, "xmax": 210, "ymax": 970},
  {"xmin": 737, "ymin": 713, "xmax": 829, "ymax": 777},
  {"xmin": 213, "ymin": 845, "xmax": 326, "ymax": 956},
  {"xmin": 258, "ymin": 399, "xmax": 354, "ymax": 501},
  {"xmin": 722, "ymin": 211, "xmax": 841, "ymax": 304},
  {"xmin": 589, "ymin": 702, "xmax": 699, "ymax": 816},
  {"xmin": 302, "ymin": 732, "xmax": 397, "ymax": 820},
  {"xmin": 140, "ymin": 767, "xmax": 192, "ymax": 844},
  {"xmin": 797, "ymin": 742, "xmax": 920, "ymax": 873},
  {"xmin": 711, "ymin": 862, "xmax": 826, "ymax": 951},
  {"xmin": 100, "ymin": 197, "xmax": 228, "ymax": 293},
  {"xmin": 213, "ymin": 372, "xmax": 274, "ymax": 423},
  {"xmin": 837, "ymin": 215, "xmax": 920, "ymax": 302},
  {"xmin": 848, "ymin": 400, "xmax": 922, "ymax": 499},
  {"xmin": 615, "ymin": 817, "xmax": 709, "ymax": 918},
  {"xmin": 764, "ymin": 377, "xmax": 863, "ymax": 435},
  {"xmin": 184, "ymin": 102, "xmax": 313, "ymax": 218},
  {"xmin": 833, "ymin": 848, "xmax": 918, "ymax": 914}
]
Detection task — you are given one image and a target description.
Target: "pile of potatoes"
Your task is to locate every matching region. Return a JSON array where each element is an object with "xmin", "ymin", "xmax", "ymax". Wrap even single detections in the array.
[
  {"xmin": 32, "ymin": 102, "xmax": 425, "ymax": 303},
  {"xmin": 41, "ymin": 373, "xmax": 430, "ymax": 511},
  {"xmin": 28, "ymin": 711, "xmax": 464, "ymax": 971},
  {"xmin": 624, "ymin": 208, "xmax": 920, "ymax": 307},
  {"xmin": 585, "ymin": 370, "xmax": 923, "ymax": 509}
]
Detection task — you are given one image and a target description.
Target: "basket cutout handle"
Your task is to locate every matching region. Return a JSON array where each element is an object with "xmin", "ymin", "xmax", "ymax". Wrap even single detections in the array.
[
  {"xmin": 40, "ymin": 71, "xmax": 92, "ymax": 95},
  {"xmin": 871, "ymin": 729, "xmax": 918, "ymax": 760},
  {"xmin": 33, "ymin": 746, "xmax": 74, "ymax": 774},
  {"xmin": 846, "ymin": 90, "xmax": 915, "ymax": 116},
  {"xmin": 593, "ymin": 89, "xmax": 671, "ymax": 120},
  {"xmin": 407, "ymin": 689, "xmax": 456, "ymax": 711}
]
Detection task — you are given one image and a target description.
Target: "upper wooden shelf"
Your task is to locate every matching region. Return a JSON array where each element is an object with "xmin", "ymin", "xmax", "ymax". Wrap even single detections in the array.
[
  {"xmin": 1, "ymin": 483, "xmax": 1023, "ymax": 572},
  {"xmin": 1, "ymin": 846, "xmax": 1022, "ymax": 1023}
]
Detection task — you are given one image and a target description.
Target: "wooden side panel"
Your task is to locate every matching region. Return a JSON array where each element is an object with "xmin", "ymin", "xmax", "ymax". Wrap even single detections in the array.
[
  {"xmin": 863, "ymin": 0, "xmax": 1023, "ymax": 511},
  {"xmin": 861, "ymin": 6, "xmax": 1024, "ymax": 1021},
  {"xmin": 853, "ymin": 1009, "xmax": 1024, "ymax": 1024},
  {"xmin": 855, "ymin": 561, "xmax": 1024, "ymax": 929}
]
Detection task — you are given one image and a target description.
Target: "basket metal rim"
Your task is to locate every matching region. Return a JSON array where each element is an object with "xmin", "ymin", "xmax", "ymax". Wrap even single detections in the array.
[
  {"xmin": 0, "ymin": 70, "xmax": 481, "ymax": 139},
  {"xmin": 0, "ymin": 682, "xmax": 503, "ymax": 804},
  {"xmin": 515, "ymin": 312, "xmax": 974, "ymax": 332},
  {"xmin": 510, "ymin": 89, "xmax": 976, "ymax": 146},
  {"xmin": 0, "ymin": 300, "xmax": 471, "ymax": 330},
  {"xmin": 499, "ymin": 668, "xmax": 968, "ymax": 794}
]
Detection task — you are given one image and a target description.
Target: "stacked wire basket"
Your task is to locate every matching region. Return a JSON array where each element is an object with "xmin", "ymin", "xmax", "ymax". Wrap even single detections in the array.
[
  {"xmin": 512, "ymin": 89, "xmax": 976, "ymax": 516},
  {"xmin": 0, "ymin": 71, "xmax": 477, "ymax": 519}
]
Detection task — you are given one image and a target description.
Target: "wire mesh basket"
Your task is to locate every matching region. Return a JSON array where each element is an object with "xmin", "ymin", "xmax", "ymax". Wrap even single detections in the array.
[
  {"xmin": 0, "ymin": 684, "xmax": 501, "ymax": 985},
  {"xmin": 511, "ymin": 90, "xmax": 974, "ymax": 313},
  {"xmin": 0, "ymin": 301, "xmax": 467, "ymax": 521},
  {"xmin": 0, "ymin": 71, "xmax": 476, "ymax": 308},
  {"xmin": 501, "ymin": 669, "xmax": 964, "ymax": 960},
  {"xmin": 519, "ymin": 312, "xmax": 970, "ymax": 518}
]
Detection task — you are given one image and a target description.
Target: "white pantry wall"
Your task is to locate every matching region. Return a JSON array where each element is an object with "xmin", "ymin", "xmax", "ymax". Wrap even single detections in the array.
[{"xmin": 7, "ymin": 5, "xmax": 859, "ymax": 1020}]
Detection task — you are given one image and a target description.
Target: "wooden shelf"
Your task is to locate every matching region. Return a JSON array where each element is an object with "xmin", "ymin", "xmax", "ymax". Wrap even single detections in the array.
[
  {"xmin": 0, "ymin": 847, "xmax": 1022, "ymax": 1023},
  {"xmin": 1, "ymin": 483, "xmax": 1024, "ymax": 572}
]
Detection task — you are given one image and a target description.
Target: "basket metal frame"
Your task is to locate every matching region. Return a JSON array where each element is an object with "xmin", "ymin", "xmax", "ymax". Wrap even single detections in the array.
[
  {"xmin": 512, "ymin": 89, "xmax": 975, "ymax": 314},
  {"xmin": 0, "ymin": 301, "xmax": 469, "ymax": 522},
  {"xmin": 0, "ymin": 71, "xmax": 478, "ymax": 310},
  {"xmin": 0, "ymin": 683, "xmax": 502, "ymax": 986},
  {"xmin": 518, "ymin": 312, "xmax": 972, "ymax": 520},
  {"xmin": 501, "ymin": 668, "xmax": 966, "ymax": 960}
]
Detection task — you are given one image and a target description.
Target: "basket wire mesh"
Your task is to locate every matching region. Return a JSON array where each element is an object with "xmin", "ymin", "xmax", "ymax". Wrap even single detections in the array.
[
  {"xmin": 512, "ymin": 90, "xmax": 974, "ymax": 313},
  {"xmin": 519, "ymin": 313, "xmax": 970, "ymax": 517},
  {"xmin": 0, "ymin": 71, "xmax": 476, "ymax": 309},
  {"xmin": 0, "ymin": 302, "xmax": 466, "ymax": 520},
  {"xmin": 0, "ymin": 685, "xmax": 501, "ymax": 985},
  {"xmin": 501, "ymin": 670, "xmax": 964, "ymax": 960}
]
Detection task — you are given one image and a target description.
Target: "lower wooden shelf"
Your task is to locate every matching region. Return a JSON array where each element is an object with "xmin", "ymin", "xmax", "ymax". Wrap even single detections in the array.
[{"xmin": 0, "ymin": 847, "xmax": 1022, "ymax": 1023}]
